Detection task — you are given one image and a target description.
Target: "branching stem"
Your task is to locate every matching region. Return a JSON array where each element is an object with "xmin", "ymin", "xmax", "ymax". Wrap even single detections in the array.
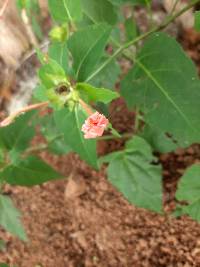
[{"xmin": 86, "ymin": 0, "xmax": 200, "ymax": 82}]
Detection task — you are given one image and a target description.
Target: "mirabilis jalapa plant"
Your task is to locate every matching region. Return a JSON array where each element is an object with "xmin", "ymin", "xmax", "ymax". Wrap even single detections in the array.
[{"xmin": 0, "ymin": 0, "xmax": 200, "ymax": 243}]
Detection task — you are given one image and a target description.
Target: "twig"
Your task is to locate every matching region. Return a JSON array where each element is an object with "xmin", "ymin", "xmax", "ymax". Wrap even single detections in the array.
[
  {"xmin": 0, "ymin": 0, "xmax": 9, "ymax": 19},
  {"xmin": 0, "ymin": 101, "xmax": 49, "ymax": 127}
]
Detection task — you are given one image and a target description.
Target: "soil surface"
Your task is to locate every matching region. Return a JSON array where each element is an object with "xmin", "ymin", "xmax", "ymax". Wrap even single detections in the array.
[{"xmin": 1, "ymin": 14, "xmax": 200, "ymax": 267}]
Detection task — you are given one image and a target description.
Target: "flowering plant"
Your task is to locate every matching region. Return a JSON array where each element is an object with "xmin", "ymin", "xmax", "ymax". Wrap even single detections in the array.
[{"xmin": 0, "ymin": 0, "xmax": 200, "ymax": 244}]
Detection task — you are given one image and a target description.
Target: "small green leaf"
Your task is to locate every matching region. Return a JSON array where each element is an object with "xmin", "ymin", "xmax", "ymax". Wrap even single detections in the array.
[
  {"xmin": 48, "ymin": 0, "xmax": 82, "ymax": 23},
  {"xmin": 176, "ymin": 164, "xmax": 200, "ymax": 204},
  {"xmin": 68, "ymin": 23, "xmax": 111, "ymax": 81},
  {"xmin": 76, "ymin": 83, "xmax": 119, "ymax": 104},
  {"xmin": 3, "ymin": 156, "xmax": 62, "ymax": 186},
  {"xmin": 0, "ymin": 111, "xmax": 35, "ymax": 153},
  {"xmin": 33, "ymin": 84, "xmax": 49, "ymax": 102},
  {"xmin": 0, "ymin": 195, "xmax": 27, "ymax": 241},
  {"xmin": 195, "ymin": 11, "xmax": 200, "ymax": 32},
  {"xmin": 54, "ymin": 105, "xmax": 98, "ymax": 169},
  {"xmin": 49, "ymin": 42, "xmax": 71, "ymax": 74},
  {"xmin": 38, "ymin": 59, "xmax": 67, "ymax": 89},
  {"xmin": 82, "ymin": 0, "xmax": 118, "ymax": 25},
  {"xmin": 176, "ymin": 164, "xmax": 200, "ymax": 222},
  {"xmin": 106, "ymin": 136, "xmax": 162, "ymax": 212}
]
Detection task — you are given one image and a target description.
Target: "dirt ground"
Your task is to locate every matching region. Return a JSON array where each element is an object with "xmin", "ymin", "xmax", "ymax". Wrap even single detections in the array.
[{"xmin": 1, "ymin": 19, "xmax": 200, "ymax": 267}]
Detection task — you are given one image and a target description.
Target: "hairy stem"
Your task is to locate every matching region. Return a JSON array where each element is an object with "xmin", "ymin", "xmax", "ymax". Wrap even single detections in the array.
[{"xmin": 0, "ymin": 101, "xmax": 49, "ymax": 127}]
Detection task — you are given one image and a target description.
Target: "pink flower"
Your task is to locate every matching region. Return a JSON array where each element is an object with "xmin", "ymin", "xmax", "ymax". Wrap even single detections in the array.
[{"xmin": 81, "ymin": 112, "xmax": 109, "ymax": 139}]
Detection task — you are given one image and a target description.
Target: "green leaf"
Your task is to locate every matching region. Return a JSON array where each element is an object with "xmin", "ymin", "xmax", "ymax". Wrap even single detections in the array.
[
  {"xmin": 33, "ymin": 84, "xmax": 49, "ymax": 102},
  {"xmin": 0, "ymin": 195, "xmax": 27, "ymax": 241},
  {"xmin": 81, "ymin": 0, "xmax": 118, "ymax": 25},
  {"xmin": 0, "ymin": 111, "xmax": 35, "ymax": 153},
  {"xmin": 63, "ymin": 0, "xmax": 82, "ymax": 22},
  {"xmin": 121, "ymin": 32, "xmax": 200, "ymax": 147},
  {"xmin": 76, "ymin": 83, "xmax": 119, "ymax": 104},
  {"xmin": 0, "ymin": 264, "xmax": 9, "ymax": 267},
  {"xmin": 176, "ymin": 164, "xmax": 200, "ymax": 222},
  {"xmin": 89, "ymin": 57, "xmax": 120, "ymax": 89},
  {"xmin": 195, "ymin": 11, "xmax": 200, "ymax": 32},
  {"xmin": 54, "ymin": 105, "xmax": 98, "ymax": 169},
  {"xmin": 106, "ymin": 136, "xmax": 162, "ymax": 212},
  {"xmin": 38, "ymin": 59, "xmax": 67, "ymax": 89},
  {"xmin": 2, "ymin": 156, "xmax": 62, "ymax": 186},
  {"xmin": 48, "ymin": 0, "xmax": 82, "ymax": 23},
  {"xmin": 68, "ymin": 23, "xmax": 111, "ymax": 81},
  {"xmin": 40, "ymin": 114, "xmax": 71, "ymax": 155},
  {"xmin": 140, "ymin": 124, "xmax": 180, "ymax": 153},
  {"xmin": 176, "ymin": 164, "xmax": 200, "ymax": 204},
  {"xmin": 49, "ymin": 42, "xmax": 70, "ymax": 74}
]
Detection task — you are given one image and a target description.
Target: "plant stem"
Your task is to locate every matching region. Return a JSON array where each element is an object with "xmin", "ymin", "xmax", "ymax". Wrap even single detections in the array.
[
  {"xmin": 97, "ymin": 132, "xmax": 133, "ymax": 141},
  {"xmin": 86, "ymin": 0, "xmax": 200, "ymax": 82},
  {"xmin": 0, "ymin": 101, "xmax": 49, "ymax": 127},
  {"xmin": 25, "ymin": 134, "xmax": 64, "ymax": 155}
]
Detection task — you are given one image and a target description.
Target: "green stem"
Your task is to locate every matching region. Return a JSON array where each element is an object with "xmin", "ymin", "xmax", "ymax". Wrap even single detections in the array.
[
  {"xmin": 86, "ymin": 0, "xmax": 200, "ymax": 82},
  {"xmin": 25, "ymin": 134, "xmax": 64, "ymax": 155},
  {"xmin": 97, "ymin": 132, "xmax": 133, "ymax": 141}
]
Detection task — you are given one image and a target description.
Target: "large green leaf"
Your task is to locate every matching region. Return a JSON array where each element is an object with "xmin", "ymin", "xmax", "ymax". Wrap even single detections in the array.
[
  {"xmin": 81, "ymin": 0, "xmax": 118, "ymax": 25},
  {"xmin": 121, "ymin": 33, "xmax": 200, "ymax": 147},
  {"xmin": 106, "ymin": 136, "xmax": 162, "ymax": 212},
  {"xmin": 68, "ymin": 23, "xmax": 111, "ymax": 81},
  {"xmin": 48, "ymin": 0, "xmax": 82, "ymax": 23},
  {"xmin": 2, "ymin": 156, "xmax": 62, "ymax": 186},
  {"xmin": 76, "ymin": 83, "xmax": 119, "ymax": 104},
  {"xmin": 176, "ymin": 164, "xmax": 200, "ymax": 222},
  {"xmin": 0, "ymin": 111, "xmax": 35, "ymax": 153},
  {"xmin": 0, "ymin": 195, "xmax": 27, "ymax": 241},
  {"xmin": 54, "ymin": 105, "xmax": 98, "ymax": 169}
]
